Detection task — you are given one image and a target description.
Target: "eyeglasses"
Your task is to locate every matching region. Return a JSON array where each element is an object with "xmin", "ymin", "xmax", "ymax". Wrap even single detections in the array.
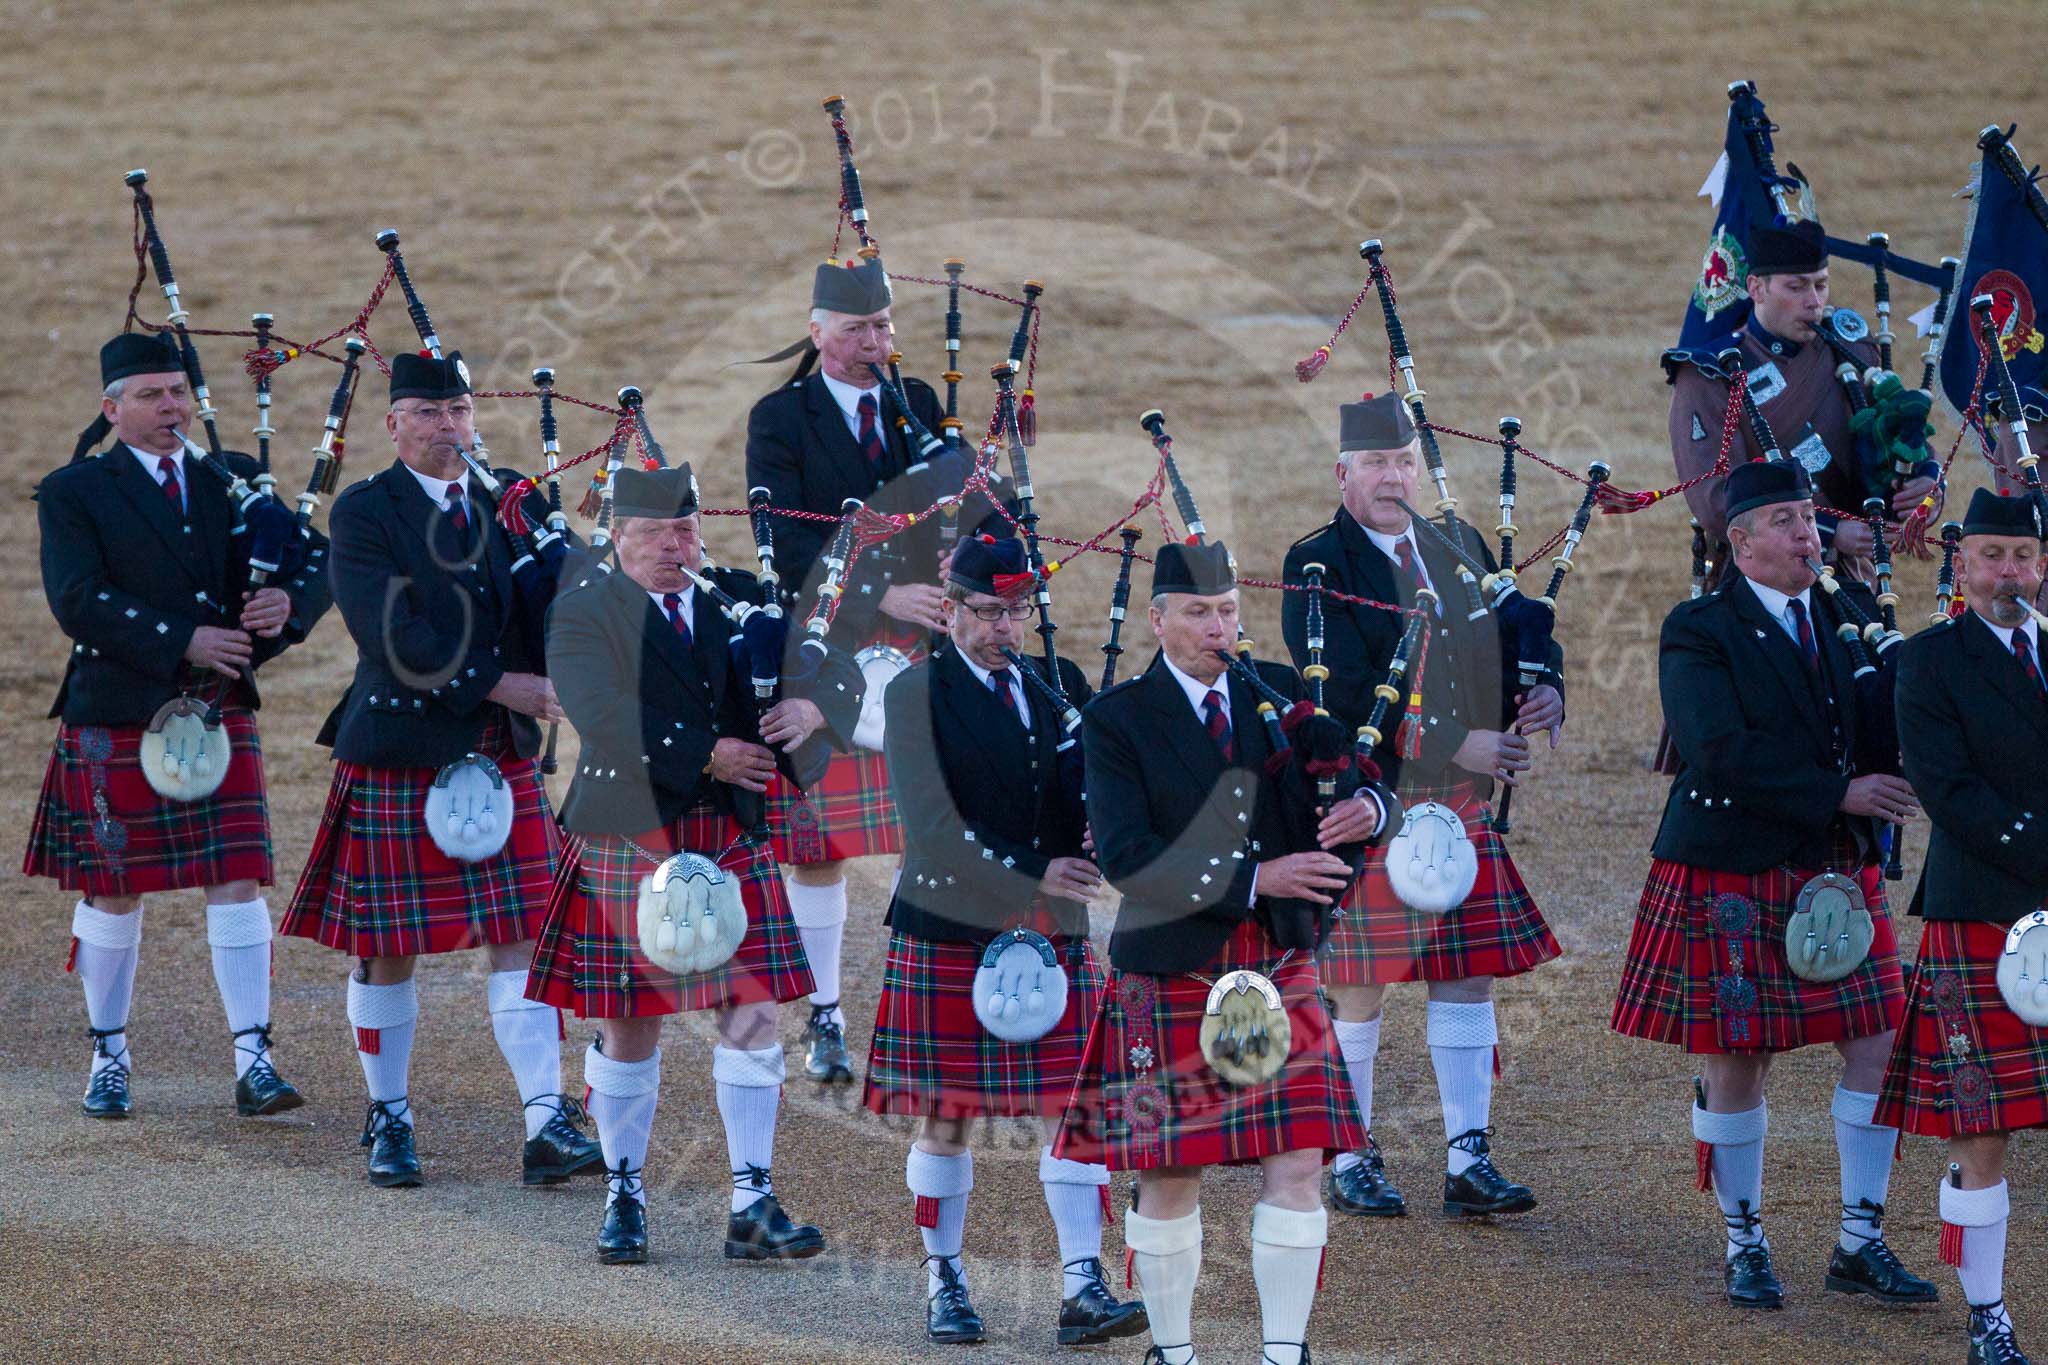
[
  {"xmin": 397, "ymin": 403, "xmax": 475, "ymax": 425},
  {"xmin": 963, "ymin": 602, "xmax": 1035, "ymax": 622}
]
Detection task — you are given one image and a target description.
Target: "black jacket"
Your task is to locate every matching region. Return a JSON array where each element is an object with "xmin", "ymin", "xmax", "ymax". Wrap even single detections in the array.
[
  {"xmin": 744, "ymin": 371, "xmax": 1006, "ymax": 649},
  {"xmin": 882, "ymin": 644, "xmax": 1093, "ymax": 945},
  {"xmin": 1896, "ymin": 612, "xmax": 2048, "ymax": 922},
  {"xmin": 36, "ymin": 443, "xmax": 330, "ymax": 723},
  {"xmin": 1083, "ymin": 652, "xmax": 1399, "ymax": 975},
  {"xmin": 318, "ymin": 460, "xmax": 551, "ymax": 768},
  {"xmin": 1282, "ymin": 507, "xmax": 1562, "ymax": 794},
  {"xmin": 546, "ymin": 564, "xmax": 862, "ymax": 837},
  {"xmin": 1652, "ymin": 572, "xmax": 1895, "ymax": 873}
]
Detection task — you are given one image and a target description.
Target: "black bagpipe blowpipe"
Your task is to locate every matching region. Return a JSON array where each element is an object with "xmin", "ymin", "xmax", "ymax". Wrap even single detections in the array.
[
  {"xmin": 1100, "ymin": 523, "xmax": 1144, "ymax": 691},
  {"xmin": 1006, "ymin": 280, "xmax": 1044, "ymax": 446},
  {"xmin": 1867, "ymin": 231, "xmax": 1896, "ymax": 374},
  {"xmin": 1360, "ymin": 238, "xmax": 1488, "ymax": 620},
  {"xmin": 796, "ymin": 497, "xmax": 864, "ymax": 675},
  {"xmin": 992, "ymin": 361, "xmax": 1068, "ymax": 678},
  {"xmin": 287, "ymin": 335, "xmax": 367, "ymax": 539},
  {"xmin": 1932, "ymin": 520, "xmax": 1963, "ymax": 623},
  {"xmin": 821, "ymin": 95, "xmax": 878, "ymax": 258},
  {"xmin": 533, "ymin": 366, "xmax": 566, "ymax": 778},
  {"xmin": 1717, "ymin": 345, "xmax": 1787, "ymax": 462},
  {"xmin": 940, "ymin": 257, "xmax": 966, "ymax": 450}
]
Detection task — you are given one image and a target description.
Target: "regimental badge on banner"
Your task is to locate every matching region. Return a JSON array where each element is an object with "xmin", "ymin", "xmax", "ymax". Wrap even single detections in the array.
[
  {"xmin": 1976, "ymin": 268, "xmax": 2048, "ymax": 363},
  {"xmin": 1694, "ymin": 226, "xmax": 1748, "ymax": 322}
]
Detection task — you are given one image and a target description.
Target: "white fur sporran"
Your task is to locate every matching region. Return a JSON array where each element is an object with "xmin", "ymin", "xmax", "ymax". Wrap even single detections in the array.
[
  {"xmin": 1784, "ymin": 871, "xmax": 1875, "ymax": 983},
  {"xmin": 1384, "ymin": 800, "xmax": 1477, "ymax": 915},
  {"xmin": 636, "ymin": 851, "xmax": 748, "ymax": 977},
  {"xmin": 971, "ymin": 928, "xmax": 1070, "ymax": 1042},
  {"xmin": 139, "ymin": 697, "xmax": 230, "ymax": 802},
  {"xmin": 424, "ymin": 753, "xmax": 512, "ymax": 863},
  {"xmin": 1199, "ymin": 969, "xmax": 1292, "ymax": 1087},
  {"xmin": 1996, "ymin": 909, "xmax": 2048, "ymax": 1027},
  {"xmin": 850, "ymin": 643, "xmax": 913, "ymax": 750}
]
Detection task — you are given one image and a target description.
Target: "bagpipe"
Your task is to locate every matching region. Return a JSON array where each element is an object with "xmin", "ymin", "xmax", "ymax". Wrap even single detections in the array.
[
  {"xmin": 1812, "ymin": 310, "xmax": 1938, "ymax": 507},
  {"xmin": 1099, "ymin": 523, "xmax": 1144, "ymax": 690},
  {"xmin": 371, "ymin": 228, "xmax": 572, "ymax": 626},
  {"xmin": 1804, "ymin": 555, "xmax": 1906, "ymax": 880},
  {"xmin": 123, "ymin": 169, "xmax": 305, "ymax": 594},
  {"xmin": 1932, "ymin": 521, "xmax": 1964, "ymax": 623},
  {"xmin": 1973, "ymin": 290, "xmax": 2047, "ymax": 499},
  {"xmin": 990, "ymin": 360, "xmax": 1084, "ymax": 801}
]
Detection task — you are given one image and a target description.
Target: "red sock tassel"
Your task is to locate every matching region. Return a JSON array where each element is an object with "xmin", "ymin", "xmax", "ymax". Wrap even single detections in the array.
[
  {"xmin": 355, "ymin": 1026, "xmax": 380, "ymax": 1056},
  {"xmin": 1695, "ymin": 1140, "xmax": 1714, "ymax": 1193},
  {"xmin": 1124, "ymin": 1246, "xmax": 1136, "ymax": 1291},
  {"xmin": 914, "ymin": 1195, "xmax": 942, "ymax": 1230},
  {"xmin": 1316, "ymin": 1246, "xmax": 1327, "ymax": 1291},
  {"xmin": 1098, "ymin": 1184, "xmax": 1112, "ymax": 1223},
  {"xmin": 1940, "ymin": 1221, "xmax": 1966, "ymax": 1268},
  {"xmin": 1896, "ymin": 1132, "xmax": 1905, "ymax": 1162},
  {"xmin": 64, "ymin": 937, "xmax": 78, "ymax": 974},
  {"xmin": 1493, "ymin": 1045, "xmax": 1503, "ymax": 1079},
  {"xmin": 556, "ymin": 1010, "xmax": 567, "ymax": 1042}
]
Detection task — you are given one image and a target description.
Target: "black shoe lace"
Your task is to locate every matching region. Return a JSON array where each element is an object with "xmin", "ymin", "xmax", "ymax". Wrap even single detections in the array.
[
  {"xmin": 1972, "ymin": 1301, "xmax": 2023, "ymax": 1358},
  {"xmin": 1839, "ymin": 1196, "xmax": 1887, "ymax": 1248},
  {"xmin": 925, "ymin": 1254, "xmax": 972, "ymax": 1312},
  {"xmin": 1729, "ymin": 1242, "xmax": 1774, "ymax": 1278},
  {"xmin": 360, "ymin": 1097, "xmax": 412, "ymax": 1147},
  {"xmin": 86, "ymin": 1025, "xmax": 130, "ymax": 1100},
  {"xmin": 1447, "ymin": 1126, "xmax": 1494, "ymax": 1159},
  {"xmin": 233, "ymin": 1022, "xmax": 280, "ymax": 1087},
  {"xmin": 1062, "ymin": 1256, "xmax": 1109, "ymax": 1295},
  {"xmin": 1263, "ymin": 1344, "xmax": 1312, "ymax": 1364},
  {"xmin": 1360, "ymin": 1135, "xmax": 1386, "ymax": 1171},
  {"xmin": 609, "ymin": 1157, "xmax": 644, "ymax": 1203},
  {"xmin": 1723, "ymin": 1196, "xmax": 1766, "ymax": 1246},
  {"xmin": 733, "ymin": 1163, "xmax": 773, "ymax": 1197},
  {"xmin": 526, "ymin": 1091, "xmax": 591, "ymax": 1141},
  {"xmin": 1143, "ymin": 1346, "xmax": 1195, "ymax": 1365}
]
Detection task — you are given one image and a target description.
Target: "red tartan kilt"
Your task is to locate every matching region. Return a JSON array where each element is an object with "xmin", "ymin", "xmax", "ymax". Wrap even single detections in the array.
[
  {"xmin": 1876, "ymin": 919, "xmax": 2048, "ymax": 1139},
  {"xmin": 1322, "ymin": 784, "xmax": 1560, "ymax": 985},
  {"xmin": 1053, "ymin": 919, "xmax": 1363, "ymax": 1171},
  {"xmin": 281, "ymin": 720, "xmax": 557, "ymax": 958},
  {"xmin": 23, "ymin": 711, "xmax": 272, "ymax": 898},
  {"xmin": 764, "ymin": 749, "xmax": 904, "ymax": 865},
  {"xmin": 863, "ymin": 921, "xmax": 1107, "ymax": 1120},
  {"xmin": 1610, "ymin": 854, "xmax": 1905, "ymax": 1054},
  {"xmin": 526, "ymin": 805, "xmax": 812, "ymax": 1019}
]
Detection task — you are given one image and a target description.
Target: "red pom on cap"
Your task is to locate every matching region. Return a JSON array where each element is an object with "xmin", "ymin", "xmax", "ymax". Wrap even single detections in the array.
[{"xmin": 978, "ymin": 533, "xmax": 996, "ymax": 544}]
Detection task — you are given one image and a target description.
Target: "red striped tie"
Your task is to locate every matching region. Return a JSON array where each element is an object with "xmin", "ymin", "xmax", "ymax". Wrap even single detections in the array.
[
  {"xmin": 156, "ymin": 456, "xmax": 184, "ymax": 517},
  {"xmin": 1203, "ymin": 689, "xmax": 1233, "ymax": 762}
]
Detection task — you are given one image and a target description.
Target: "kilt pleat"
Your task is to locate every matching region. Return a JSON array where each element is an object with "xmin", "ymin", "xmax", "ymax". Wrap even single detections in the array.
[
  {"xmin": 23, "ymin": 712, "xmax": 272, "ymax": 898},
  {"xmin": 281, "ymin": 719, "xmax": 557, "ymax": 958},
  {"xmin": 1321, "ymin": 783, "xmax": 1560, "ymax": 985},
  {"xmin": 764, "ymin": 749, "xmax": 904, "ymax": 865},
  {"xmin": 1610, "ymin": 852, "xmax": 1905, "ymax": 1054},
  {"xmin": 526, "ymin": 804, "xmax": 811, "ymax": 1019},
  {"xmin": 862, "ymin": 923, "xmax": 1106, "ymax": 1120},
  {"xmin": 1876, "ymin": 919, "xmax": 2048, "ymax": 1139},
  {"xmin": 1054, "ymin": 920, "xmax": 1363, "ymax": 1171}
]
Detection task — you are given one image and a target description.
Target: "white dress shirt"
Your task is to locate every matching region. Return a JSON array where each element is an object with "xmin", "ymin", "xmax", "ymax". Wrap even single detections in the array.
[
  {"xmin": 402, "ymin": 462, "xmax": 471, "ymax": 513},
  {"xmin": 1744, "ymin": 577, "xmax": 1817, "ymax": 649},
  {"xmin": 127, "ymin": 443, "xmax": 187, "ymax": 514},
  {"xmin": 648, "ymin": 585, "xmax": 698, "ymax": 638},
  {"xmin": 819, "ymin": 369, "xmax": 885, "ymax": 442},
  {"xmin": 1974, "ymin": 611, "xmax": 2042, "ymax": 660}
]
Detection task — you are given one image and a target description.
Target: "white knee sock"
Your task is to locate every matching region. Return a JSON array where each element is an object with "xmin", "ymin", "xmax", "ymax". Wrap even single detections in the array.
[
  {"xmin": 487, "ymin": 970, "xmax": 562, "ymax": 1138},
  {"xmin": 1039, "ymin": 1145, "xmax": 1109, "ymax": 1296},
  {"xmin": 1251, "ymin": 1203, "xmax": 1326, "ymax": 1365},
  {"xmin": 1831, "ymin": 1084, "xmax": 1897, "ymax": 1251},
  {"xmin": 72, "ymin": 901, "xmax": 142, "ymax": 1082},
  {"xmin": 206, "ymin": 900, "xmax": 274, "ymax": 1078},
  {"xmin": 347, "ymin": 975, "xmax": 418, "ymax": 1126},
  {"xmin": 785, "ymin": 877, "xmax": 847, "ymax": 1025},
  {"xmin": 1693, "ymin": 1101, "xmax": 1768, "ymax": 1258},
  {"xmin": 907, "ymin": 1145, "xmax": 974, "ymax": 1295},
  {"xmin": 1427, "ymin": 999, "xmax": 1497, "ymax": 1175},
  {"xmin": 585, "ymin": 1043, "xmax": 661, "ymax": 1206},
  {"xmin": 714, "ymin": 1044, "xmax": 786, "ymax": 1211},
  {"xmin": 1125, "ymin": 1206, "xmax": 1202, "ymax": 1365},
  {"xmin": 1942, "ymin": 1178, "xmax": 2012, "ymax": 1330},
  {"xmin": 1330, "ymin": 1015, "xmax": 1382, "ymax": 1173}
]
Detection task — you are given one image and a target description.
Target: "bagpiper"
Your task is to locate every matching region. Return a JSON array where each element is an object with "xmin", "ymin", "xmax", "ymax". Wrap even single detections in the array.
[
  {"xmin": 863, "ymin": 531, "xmax": 1144, "ymax": 1347},
  {"xmin": 28, "ymin": 331, "xmax": 331, "ymax": 1121},
  {"xmin": 1054, "ymin": 540, "xmax": 1398, "ymax": 1365},
  {"xmin": 281, "ymin": 351, "xmax": 598, "ymax": 1189},
  {"xmin": 744, "ymin": 257, "xmax": 953, "ymax": 1083},
  {"xmin": 1612, "ymin": 458, "xmax": 1937, "ymax": 1310},
  {"xmin": 1667, "ymin": 219, "xmax": 1942, "ymax": 585},
  {"xmin": 1878, "ymin": 488, "xmax": 2048, "ymax": 1364},
  {"xmin": 1282, "ymin": 391, "xmax": 1563, "ymax": 1220},
  {"xmin": 527, "ymin": 463, "xmax": 858, "ymax": 1265}
]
